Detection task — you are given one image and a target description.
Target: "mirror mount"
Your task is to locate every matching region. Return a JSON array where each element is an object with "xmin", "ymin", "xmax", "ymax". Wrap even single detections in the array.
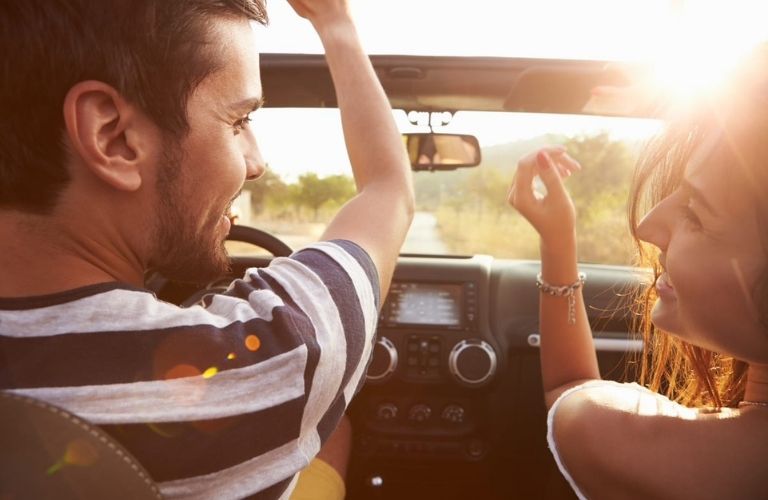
[{"xmin": 406, "ymin": 110, "xmax": 454, "ymax": 133}]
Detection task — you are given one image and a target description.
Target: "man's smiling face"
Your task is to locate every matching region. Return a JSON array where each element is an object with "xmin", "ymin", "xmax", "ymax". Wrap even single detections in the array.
[{"xmin": 149, "ymin": 17, "xmax": 266, "ymax": 283}]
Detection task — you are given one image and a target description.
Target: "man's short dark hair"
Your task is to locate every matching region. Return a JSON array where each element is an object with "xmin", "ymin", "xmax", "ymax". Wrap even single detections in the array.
[{"xmin": 0, "ymin": 0, "xmax": 267, "ymax": 214}]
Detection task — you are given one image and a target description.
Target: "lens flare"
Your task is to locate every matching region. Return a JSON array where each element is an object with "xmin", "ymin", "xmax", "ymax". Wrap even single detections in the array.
[
  {"xmin": 164, "ymin": 364, "xmax": 200, "ymax": 380},
  {"xmin": 47, "ymin": 439, "xmax": 99, "ymax": 475},
  {"xmin": 146, "ymin": 422, "xmax": 178, "ymax": 438},
  {"xmin": 245, "ymin": 335, "xmax": 261, "ymax": 352}
]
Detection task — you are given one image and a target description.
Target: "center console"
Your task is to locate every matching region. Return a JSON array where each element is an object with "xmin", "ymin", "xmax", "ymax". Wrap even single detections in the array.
[
  {"xmin": 352, "ymin": 255, "xmax": 502, "ymax": 467},
  {"xmin": 368, "ymin": 280, "xmax": 497, "ymax": 387}
]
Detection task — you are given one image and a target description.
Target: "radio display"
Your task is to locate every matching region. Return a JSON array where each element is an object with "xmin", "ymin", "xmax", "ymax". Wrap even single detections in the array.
[{"xmin": 385, "ymin": 282, "xmax": 463, "ymax": 327}]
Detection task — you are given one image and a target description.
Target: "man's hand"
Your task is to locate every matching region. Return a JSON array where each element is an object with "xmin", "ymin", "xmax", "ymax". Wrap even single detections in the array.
[{"xmin": 507, "ymin": 147, "xmax": 581, "ymax": 252}]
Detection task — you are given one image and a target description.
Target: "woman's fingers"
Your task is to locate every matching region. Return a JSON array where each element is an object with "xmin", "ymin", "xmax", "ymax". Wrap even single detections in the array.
[
  {"xmin": 509, "ymin": 147, "xmax": 571, "ymax": 208},
  {"xmin": 554, "ymin": 162, "xmax": 570, "ymax": 179},
  {"xmin": 509, "ymin": 147, "xmax": 578, "ymax": 216},
  {"xmin": 507, "ymin": 147, "xmax": 579, "ymax": 244},
  {"xmin": 547, "ymin": 150, "xmax": 581, "ymax": 178},
  {"xmin": 552, "ymin": 151, "xmax": 582, "ymax": 174},
  {"xmin": 508, "ymin": 151, "xmax": 536, "ymax": 209},
  {"xmin": 535, "ymin": 151, "xmax": 569, "ymax": 201}
]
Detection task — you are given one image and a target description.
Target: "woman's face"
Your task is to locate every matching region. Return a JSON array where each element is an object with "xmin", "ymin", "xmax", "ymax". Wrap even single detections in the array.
[{"xmin": 636, "ymin": 131, "xmax": 768, "ymax": 364}]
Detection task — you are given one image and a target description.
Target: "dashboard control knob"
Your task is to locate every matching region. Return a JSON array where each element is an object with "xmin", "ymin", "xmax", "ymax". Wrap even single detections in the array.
[
  {"xmin": 375, "ymin": 403, "xmax": 399, "ymax": 420},
  {"xmin": 466, "ymin": 439, "xmax": 488, "ymax": 460},
  {"xmin": 408, "ymin": 404, "xmax": 432, "ymax": 423},
  {"xmin": 441, "ymin": 404, "xmax": 465, "ymax": 424},
  {"xmin": 366, "ymin": 337, "xmax": 398, "ymax": 383},
  {"xmin": 448, "ymin": 339, "xmax": 497, "ymax": 387}
]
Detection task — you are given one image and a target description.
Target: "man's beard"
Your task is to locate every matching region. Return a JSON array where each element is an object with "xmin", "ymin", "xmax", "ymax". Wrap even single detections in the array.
[{"xmin": 148, "ymin": 143, "xmax": 231, "ymax": 284}]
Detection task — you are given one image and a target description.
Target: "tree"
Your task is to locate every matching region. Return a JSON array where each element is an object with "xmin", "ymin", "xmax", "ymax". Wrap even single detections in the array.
[
  {"xmin": 561, "ymin": 133, "xmax": 634, "ymax": 203},
  {"xmin": 295, "ymin": 173, "xmax": 356, "ymax": 220},
  {"xmin": 464, "ymin": 166, "xmax": 509, "ymax": 217},
  {"xmin": 429, "ymin": 133, "xmax": 641, "ymax": 264},
  {"xmin": 243, "ymin": 168, "xmax": 288, "ymax": 216},
  {"xmin": 560, "ymin": 133, "xmax": 637, "ymax": 264}
]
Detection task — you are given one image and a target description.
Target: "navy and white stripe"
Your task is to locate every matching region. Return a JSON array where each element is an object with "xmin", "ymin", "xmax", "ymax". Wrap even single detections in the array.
[{"xmin": 0, "ymin": 240, "xmax": 379, "ymax": 499}]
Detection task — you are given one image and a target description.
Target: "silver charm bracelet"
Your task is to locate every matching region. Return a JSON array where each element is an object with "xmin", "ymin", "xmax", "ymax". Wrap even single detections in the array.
[{"xmin": 536, "ymin": 272, "xmax": 586, "ymax": 324}]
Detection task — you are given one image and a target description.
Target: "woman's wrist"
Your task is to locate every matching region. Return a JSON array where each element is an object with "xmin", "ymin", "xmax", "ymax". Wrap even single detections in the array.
[
  {"xmin": 540, "ymin": 233, "xmax": 578, "ymax": 283},
  {"xmin": 313, "ymin": 13, "xmax": 357, "ymax": 46}
]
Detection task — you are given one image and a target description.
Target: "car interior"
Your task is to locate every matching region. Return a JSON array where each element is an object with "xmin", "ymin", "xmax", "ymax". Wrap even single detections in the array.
[
  {"xmin": 7, "ymin": 2, "xmax": 767, "ymax": 498},
  {"xmin": 147, "ymin": 53, "xmax": 659, "ymax": 500}
]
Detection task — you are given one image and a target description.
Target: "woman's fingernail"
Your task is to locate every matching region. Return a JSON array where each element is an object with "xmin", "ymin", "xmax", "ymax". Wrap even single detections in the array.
[{"xmin": 536, "ymin": 151, "xmax": 550, "ymax": 168}]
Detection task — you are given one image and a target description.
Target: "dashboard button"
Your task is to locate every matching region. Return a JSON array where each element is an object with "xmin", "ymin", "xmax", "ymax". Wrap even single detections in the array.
[
  {"xmin": 408, "ymin": 404, "xmax": 432, "ymax": 423},
  {"xmin": 466, "ymin": 439, "xmax": 487, "ymax": 460},
  {"xmin": 441, "ymin": 404, "xmax": 466, "ymax": 424},
  {"xmin": 366, "ymin": 337, "xmax": 398, "ymax": 383},
  {"xmin": 375, "ymin": 403, "xmax": 398, "ymax": 421}
]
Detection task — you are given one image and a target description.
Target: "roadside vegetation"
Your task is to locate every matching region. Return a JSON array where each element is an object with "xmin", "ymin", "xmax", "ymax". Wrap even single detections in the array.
[{"xmin": 243, "ymin": 133, "xmax": 640, "ymax": 265}]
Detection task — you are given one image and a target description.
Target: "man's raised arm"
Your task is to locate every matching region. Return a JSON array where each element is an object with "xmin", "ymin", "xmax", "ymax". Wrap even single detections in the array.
[{"xmin": 287, "ymin": 0, "xmax": 415, "ymax": 300}]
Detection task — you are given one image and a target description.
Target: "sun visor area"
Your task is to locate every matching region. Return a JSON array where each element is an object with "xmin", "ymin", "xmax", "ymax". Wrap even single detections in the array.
[{"xmin": 503, "ymin": 65, "xmax": 629, "ymax": 115}]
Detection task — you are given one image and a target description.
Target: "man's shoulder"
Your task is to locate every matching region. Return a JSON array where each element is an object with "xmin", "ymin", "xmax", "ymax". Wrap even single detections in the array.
[
  {"xmin": 0, "ymin": 282, "xmax": 148, "ymax": 311},
  {"xmin": 0, "ymin": 283, "xmax": 151, "ymax": 334},
  {"xmin": 257, "ymin": 239, "xmax": 381, "ymax": 314}
]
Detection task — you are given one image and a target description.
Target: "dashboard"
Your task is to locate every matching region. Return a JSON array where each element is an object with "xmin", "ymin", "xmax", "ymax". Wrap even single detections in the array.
[{"xmin": 346, "ymin": 255, "xmax": 643, "ymax": 499}]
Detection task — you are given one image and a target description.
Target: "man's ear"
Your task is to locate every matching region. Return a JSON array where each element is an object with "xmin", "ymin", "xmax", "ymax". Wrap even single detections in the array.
[{"xmin": 63, "ymin": 81, "xmax": 156, "ymax": 192}]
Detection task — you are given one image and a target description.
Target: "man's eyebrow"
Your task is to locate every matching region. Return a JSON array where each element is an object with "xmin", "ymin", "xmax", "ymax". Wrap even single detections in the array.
[
  {"xmin": 681, "ymin": 179, "xmax": 718, "ymax": 216},
  {"xmin": 229, "ymin": 96, "xmax": 265, "ymax": 113}
]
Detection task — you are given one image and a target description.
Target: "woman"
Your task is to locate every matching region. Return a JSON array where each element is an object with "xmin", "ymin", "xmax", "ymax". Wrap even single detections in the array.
[{"xmin": 508, "ymin": 57, "xmax": 768, "ymax": 499}]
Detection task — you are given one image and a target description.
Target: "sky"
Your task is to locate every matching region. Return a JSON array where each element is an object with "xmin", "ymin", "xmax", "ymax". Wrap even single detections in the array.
[
  {"xmin": 250, "ymin": 0, "xmax": 768, "ymax": 180},
  {"xmin": 258, "ymin": 1, "xmax": 768, "ymax": 60},
  {"xmin": 259, "ymin": 0, "xmax": 668, "ymax": 60}
]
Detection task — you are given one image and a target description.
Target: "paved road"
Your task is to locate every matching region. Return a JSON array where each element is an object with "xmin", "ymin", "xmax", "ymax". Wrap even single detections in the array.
[
  {"xmin": 402, "ymin": 211, "xmax": 449, "ymax": 254},
  {"xmin": 234, "ymin": 211, "xmax": 448, "ymax": 255}
]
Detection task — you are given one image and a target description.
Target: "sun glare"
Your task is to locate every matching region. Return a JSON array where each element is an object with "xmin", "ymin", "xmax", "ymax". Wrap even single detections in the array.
[
  {"xmin": 648, "ymin": 2, "xmax": 768, "ymax": 101},
  {"xmin": 585, "ymin": 2, "xmax": 768, "ymax": 116}
]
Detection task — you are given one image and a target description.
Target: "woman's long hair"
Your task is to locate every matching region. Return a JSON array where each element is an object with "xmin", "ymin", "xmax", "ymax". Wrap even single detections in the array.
[{"xmin": 625, "ymin": 58, "xmax": 768, "ymax": 407}]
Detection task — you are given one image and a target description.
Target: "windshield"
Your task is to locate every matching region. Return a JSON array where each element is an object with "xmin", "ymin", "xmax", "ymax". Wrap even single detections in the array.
[
  {"xmin": 229, "ymin": 109, "xmax": 660, "ymax": 265},
  {"xmin": 225, "ymin": 0, "xmax": 768, "ymax": 264}
]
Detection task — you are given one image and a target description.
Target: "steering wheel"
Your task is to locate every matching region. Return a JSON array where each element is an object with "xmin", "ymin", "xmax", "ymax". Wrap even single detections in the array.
[
  {"xmin": 226, "ymin": 224, "xmax": 293, "ymax": 258},
  {"xmin": 145, "ymin": 224, "xmax": 294, "ymax": 305}
]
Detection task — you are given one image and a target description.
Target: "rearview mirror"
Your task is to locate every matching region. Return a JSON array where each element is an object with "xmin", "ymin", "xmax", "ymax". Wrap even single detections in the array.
[{"xmin": 403, "ymin": 133, "xmax": 481, "ymax": 171}]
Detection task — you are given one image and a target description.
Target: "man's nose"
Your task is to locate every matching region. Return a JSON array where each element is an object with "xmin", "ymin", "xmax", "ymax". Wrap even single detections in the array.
[{"xmin": 243, "ymin": 133, "xmax": 266, "ymax": 181}]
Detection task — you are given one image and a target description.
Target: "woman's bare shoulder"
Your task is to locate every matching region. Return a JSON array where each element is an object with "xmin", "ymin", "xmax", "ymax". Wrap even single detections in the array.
[{"xmin": 550, "ymin": 381, "xmax": 768, "ymax": 499}]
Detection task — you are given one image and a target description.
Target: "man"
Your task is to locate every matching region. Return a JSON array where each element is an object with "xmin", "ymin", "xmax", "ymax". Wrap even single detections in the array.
[{"xmin": 0, "ymin": 0, "xmax": 414, "ymax": 498}]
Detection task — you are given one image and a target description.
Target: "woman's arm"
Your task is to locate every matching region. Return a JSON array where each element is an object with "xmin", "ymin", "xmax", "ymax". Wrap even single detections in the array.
[{"xmin": 507, "ymin": 148, "xmax": 600, "ymax": 407}]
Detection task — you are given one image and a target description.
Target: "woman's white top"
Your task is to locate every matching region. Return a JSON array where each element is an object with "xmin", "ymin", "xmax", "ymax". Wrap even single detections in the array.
[{"xmin": 546, "ymin": 380, "xmax": 695, "ymax": 500}]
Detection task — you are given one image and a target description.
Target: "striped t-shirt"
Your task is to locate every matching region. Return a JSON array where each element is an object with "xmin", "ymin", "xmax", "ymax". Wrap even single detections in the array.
[{"xmin": 0, "ymin": 240, "xmax": 380, "ymax": 499}]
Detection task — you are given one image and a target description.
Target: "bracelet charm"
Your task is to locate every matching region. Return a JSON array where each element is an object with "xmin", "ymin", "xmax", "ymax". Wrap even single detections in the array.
[{"xmin": 536, "ymin": 272, "xmax": 586, "ymax": 324}]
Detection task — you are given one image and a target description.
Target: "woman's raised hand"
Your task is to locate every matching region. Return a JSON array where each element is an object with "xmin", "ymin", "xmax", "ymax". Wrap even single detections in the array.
[
  {"xmin": 286, "ymin": 0, "xmax": 351, "ymax": 27},
  {"xmin": 507, "ymin": 147, "xmax": 581, "ymax": 250}
]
